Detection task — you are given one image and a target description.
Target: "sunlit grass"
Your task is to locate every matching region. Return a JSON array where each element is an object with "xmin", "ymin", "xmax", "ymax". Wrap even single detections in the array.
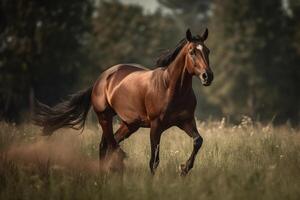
[{"xmin": 0, "ymin": 118, "xmax": 299, "ymax": 200}]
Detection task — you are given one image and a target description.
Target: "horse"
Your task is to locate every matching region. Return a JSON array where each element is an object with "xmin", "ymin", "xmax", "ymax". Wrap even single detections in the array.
[{"xmin": 34, "ymin": 28, "xmax": 213, "ymax": 176}]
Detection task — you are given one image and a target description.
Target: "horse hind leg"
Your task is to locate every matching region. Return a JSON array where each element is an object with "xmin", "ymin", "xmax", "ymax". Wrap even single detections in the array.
[
  {"xmin": 99, "ymin": 134, "xmax": 107, "ymax": 161},
  {"xmin": 96, "ymin": 111, "xmax": 125, "ymax": 172},
  {"xmin": 110, "ymin": 121, "xmax": 139, "ymax": 159},
  {"xmin": 115, "ymin": 121, "xmax": 139, "ymax": 144}
]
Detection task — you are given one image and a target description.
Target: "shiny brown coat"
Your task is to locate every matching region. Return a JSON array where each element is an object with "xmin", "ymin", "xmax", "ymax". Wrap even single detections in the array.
[{"xmin": 34, "ymin": 29, "xmax": 213, "ymax": 175}]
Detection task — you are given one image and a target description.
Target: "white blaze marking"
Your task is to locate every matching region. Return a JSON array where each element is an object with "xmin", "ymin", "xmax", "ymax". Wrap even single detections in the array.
[{"xmin": 196, "ymin": 44, "xmax": 203, "ymax": 51}]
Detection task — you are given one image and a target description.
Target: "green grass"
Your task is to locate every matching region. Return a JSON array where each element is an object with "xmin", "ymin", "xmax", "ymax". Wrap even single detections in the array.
[{"xmin": 0, "ymin": 118, "xmax": 299, "ymax": 200}]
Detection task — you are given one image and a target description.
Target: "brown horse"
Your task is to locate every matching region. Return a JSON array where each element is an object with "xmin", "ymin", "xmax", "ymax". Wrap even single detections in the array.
[{"xmin": 34, "ymin": 28, "xmax": 213, "ymax": 175}]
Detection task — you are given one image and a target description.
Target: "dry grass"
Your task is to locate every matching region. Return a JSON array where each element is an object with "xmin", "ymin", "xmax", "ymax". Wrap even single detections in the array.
[{"xmin": 0, "ymin": 117, "xmax": 299, "ymax": 200}]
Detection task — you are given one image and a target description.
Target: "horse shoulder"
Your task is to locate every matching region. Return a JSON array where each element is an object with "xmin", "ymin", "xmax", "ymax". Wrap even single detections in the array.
[{"xmin": 144, "ymin": 68, "xmax": 170, "ymax": 119}]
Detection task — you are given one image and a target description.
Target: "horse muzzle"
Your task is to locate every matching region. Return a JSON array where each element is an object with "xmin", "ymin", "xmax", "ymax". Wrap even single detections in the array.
[{"xmin": 199, "ymin": 71, "xmax": 214, "ymax": 86}]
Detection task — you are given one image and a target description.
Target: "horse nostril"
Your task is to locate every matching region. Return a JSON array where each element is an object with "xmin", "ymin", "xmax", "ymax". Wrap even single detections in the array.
[{"xmin": 201, "ymin": 73, "xmax": 208, "ymax": 81}]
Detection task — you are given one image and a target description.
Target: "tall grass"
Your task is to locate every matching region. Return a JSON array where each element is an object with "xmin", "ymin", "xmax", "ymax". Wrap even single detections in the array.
[{"xmin": 0, "ymin": 117, "xmax": 299, "ymax": 200}]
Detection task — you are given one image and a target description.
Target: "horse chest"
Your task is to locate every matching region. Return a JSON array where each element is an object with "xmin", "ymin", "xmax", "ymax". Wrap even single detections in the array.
[
  {"xmin": 167, "ymin": 109, "xmax": 191, "ymax": 122},
  {"xmin": 159, "ymin": 94, "xmax": 196, "ymax": 124}
]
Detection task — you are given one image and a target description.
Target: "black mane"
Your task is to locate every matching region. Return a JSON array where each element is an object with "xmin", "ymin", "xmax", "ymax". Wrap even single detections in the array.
[
  {"xmin": 155, "ymin": 34, "xmax": 203, "ymax": 67},
  {"xmin": 156, "ymin": 38, "xmax": 187, "ymax": 67}
]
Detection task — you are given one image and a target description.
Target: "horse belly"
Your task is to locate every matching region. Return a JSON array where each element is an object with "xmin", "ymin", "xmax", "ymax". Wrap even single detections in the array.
[{"xmin": 108, "ymin": 77, "xmax": 149, "ymax": 125}]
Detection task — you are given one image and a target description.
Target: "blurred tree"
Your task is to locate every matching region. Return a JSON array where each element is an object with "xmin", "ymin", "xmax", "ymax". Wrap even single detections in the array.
[
  {"xmin": 81, "ymin": 1, "xmax": 179, "ymax": 86},
  {"xmin": 289, "ymin": 0, "xmax": 300, "ymax": 124},
  {"xmin": 1, "ymin": 0, "xmax": 298, "ymax": 125},
  {"xmin": 0, "ymin": 0, "xmax": 92, "ymax": 122},
  {"xmin": 206, "ymin": 0, "xmax": 300, "ymax": 124},
  {"xmin": 158, "ymin": 0, "xmax": 211, "ymax": 32}
]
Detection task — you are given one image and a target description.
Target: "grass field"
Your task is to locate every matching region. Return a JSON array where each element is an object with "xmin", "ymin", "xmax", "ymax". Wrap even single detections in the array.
[{"xmin": 0, "ymin": 118, "xmax": 299, "ymax": 200}]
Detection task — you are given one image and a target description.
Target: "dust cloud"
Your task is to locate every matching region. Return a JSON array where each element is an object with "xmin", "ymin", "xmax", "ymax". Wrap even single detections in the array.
[{"xmin": 1, "ymin": 130, "xmax": 124, "ymax": 174}]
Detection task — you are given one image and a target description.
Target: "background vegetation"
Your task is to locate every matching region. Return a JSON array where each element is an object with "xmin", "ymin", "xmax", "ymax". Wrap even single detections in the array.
[{"xmin": 0, "ymin": 0, "xmax": 299, "ymax": 125}]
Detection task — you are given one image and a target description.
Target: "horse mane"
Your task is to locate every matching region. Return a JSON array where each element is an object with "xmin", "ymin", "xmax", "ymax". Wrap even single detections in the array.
[{"xmin": 156, "ymin": 38, "xmax": 187, "ymax": 67}]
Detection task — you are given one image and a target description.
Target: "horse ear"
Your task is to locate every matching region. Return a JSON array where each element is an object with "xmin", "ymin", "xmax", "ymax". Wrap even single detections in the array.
[
  {"xmin": 186, "ymin": 29, "xmax": 193, "ymax": 42},
  {"xmin": 201, "ymin": 28, "xmax": 208, "ymax": 41}
]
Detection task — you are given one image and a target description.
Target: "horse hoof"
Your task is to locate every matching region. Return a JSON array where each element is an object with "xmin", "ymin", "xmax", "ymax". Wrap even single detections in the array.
[
  {"xmin": 117, "ymin": 148, "xmax": 127, "ymax": 159},
  {"xmin": 150, "ymin": 169, "xmax": 156, "ymax": 175},
  {"xmin": 180, "ymin": 164, "xmax": 188, "ymax": 176}
]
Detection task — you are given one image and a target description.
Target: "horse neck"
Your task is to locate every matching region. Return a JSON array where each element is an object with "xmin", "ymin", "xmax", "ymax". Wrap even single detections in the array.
[{"xmin": 164, "ymin": 46, "xmax": 193, "ymax": 93}]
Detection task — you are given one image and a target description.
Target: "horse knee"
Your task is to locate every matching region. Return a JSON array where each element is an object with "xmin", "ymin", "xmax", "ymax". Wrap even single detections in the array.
[{"xmin": 194, "ymin": 136, "xmax": 203, "ymax": 150}]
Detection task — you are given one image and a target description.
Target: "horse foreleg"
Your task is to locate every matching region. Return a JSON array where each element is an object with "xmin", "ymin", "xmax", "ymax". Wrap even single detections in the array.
[
  {"xmin": 149, "ymin": 120, "xmax": 163, "ymax": 175},
  {"xmin": 179, "ymin": 119, "xmax": 203, "ymax": 176}
]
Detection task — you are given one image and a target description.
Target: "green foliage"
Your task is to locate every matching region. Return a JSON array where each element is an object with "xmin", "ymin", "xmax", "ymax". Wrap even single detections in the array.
[
  {"xmin": 0, "ymin": 0, "xmax": 92, "ymax": 122},
  {"xmin": 158, "ymin": 0, "xmax": 211, "ymax": 31},
  {"xmin": 205, "ymin": 0, "xmax": 300, "ymax": 124},
  {"xmin": 0, "ymin": 0, "xmax": 299, "ymax": 124}
]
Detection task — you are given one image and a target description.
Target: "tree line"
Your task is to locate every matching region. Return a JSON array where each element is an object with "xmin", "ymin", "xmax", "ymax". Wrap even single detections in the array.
[{"xmin": 0, "ymin": 0, "xmax": 299, "ymax": 125}]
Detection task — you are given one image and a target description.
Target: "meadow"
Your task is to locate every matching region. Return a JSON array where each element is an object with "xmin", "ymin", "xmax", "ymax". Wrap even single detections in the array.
[{"xmin": 0, "ymin": 117, "xmax": 299, "ymax": 200}]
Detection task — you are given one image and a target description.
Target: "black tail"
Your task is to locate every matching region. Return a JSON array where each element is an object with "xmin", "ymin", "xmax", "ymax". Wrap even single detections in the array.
[{"xmin": 34, "ymin": 87, "xmax": 93, "ymax": 135}]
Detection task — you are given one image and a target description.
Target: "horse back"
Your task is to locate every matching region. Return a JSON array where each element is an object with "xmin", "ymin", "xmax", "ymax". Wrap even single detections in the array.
[{"xmin": 92, "ymin": 64, "xmax": 152, "ymax": 121}]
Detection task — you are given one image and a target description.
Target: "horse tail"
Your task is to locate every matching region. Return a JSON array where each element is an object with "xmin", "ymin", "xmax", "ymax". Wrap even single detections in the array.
[{"xmin": 34, "ymin": 87, "xmax": 93, "ymax": 135}]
